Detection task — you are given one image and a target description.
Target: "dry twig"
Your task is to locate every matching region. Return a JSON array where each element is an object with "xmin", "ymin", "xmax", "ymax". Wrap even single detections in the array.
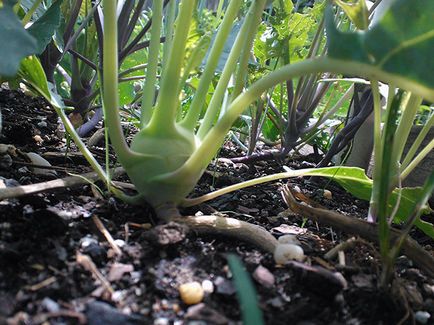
[
  {"xmin": 92, "ymin": 215, "xmax": 122, "ymax": 256},
  {"xmin": 0, "ymin": 167, "xmax": 125, "ymax": 201}
]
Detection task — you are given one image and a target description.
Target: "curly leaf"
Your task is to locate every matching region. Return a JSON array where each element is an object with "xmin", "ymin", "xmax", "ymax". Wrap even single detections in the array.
[
  {"xmin": 27, "ymin": 0, "xmax": 63, "ymax": 54},
  {"xmin": 334, "ymin": 0, "xmax": 369, "ymax": 30},
  {"xmin": 326, "ymin": 0, "xmax": 434, "ymax": 90},
  {"xmin": 18, "ymin": 55, "xmax": 50, "ymax": 98}
]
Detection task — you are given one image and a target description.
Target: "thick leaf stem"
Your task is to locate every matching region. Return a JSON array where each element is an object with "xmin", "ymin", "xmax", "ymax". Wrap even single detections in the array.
[
  {"xmin": 401, "ymin": 112, "xmax": 434, "ymax": 170},
  {"xmin": 148, "ymin": 0, "xmax": 195, "ymax": 130},
  {"xmin": 140, "ymin": 0, "xmax": 163, "ymax": 128},
  {"xmin": 181, "ymin": 0, "xmax": 242, "ymax": 130},
  {"xmin": 401, "ymin": 138, "xmax": 434, "ymax": 180},
  {"xmin": 181, "ymin": 168, "xmax": 318, "ymax": 207},
  {"xmin": 102, "ymin": 0, "xmax": 134, "ymax": 160},
  {"xmin": 196, "ymin": 0, "xmax": 264, "ymax": 139},
  {"xmin": 230, "ymin": 0, "xmax": 266, "ymax": 101},
  {"xmin": 391, "ymin": 93, "xmax": 422, "ymax": 164},
  {"xmin": 367, "ymin": 80, "xmax": 383, "ymax": 223}
]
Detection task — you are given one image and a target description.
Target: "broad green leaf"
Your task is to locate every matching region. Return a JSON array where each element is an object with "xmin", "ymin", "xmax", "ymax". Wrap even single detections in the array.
[
  {"xmin": 18, "ymin": 55, "xmax": 50, "ymax": 98},
  {"xmin": 27, "ymin": 0, "xmax": 63, "ymax": 54},
  {"xmin": 262, "ymin": 118, "xmax": 280, "ymax": 142},
  {"xmin": 0, "ymin": 4, "xmax": 37, "ymax": 76},
  {"xmin": 334, "ymin": 0, "xmax": 369, "ymax": 30},
  {"xmin": 326, "ymin": 0, "xmax": 434, "ymax": 90}
]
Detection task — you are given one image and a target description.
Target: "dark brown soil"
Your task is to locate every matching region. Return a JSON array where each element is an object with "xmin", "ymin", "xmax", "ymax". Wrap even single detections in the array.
[{"xmin": 0, "ymin": 89, "xmax": 433, "ymax": 325}]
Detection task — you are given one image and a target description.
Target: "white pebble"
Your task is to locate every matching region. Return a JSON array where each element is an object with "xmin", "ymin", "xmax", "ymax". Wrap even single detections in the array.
[
  {"xmin": 274, "ymin": 244, "xmax": 305, "ymax": 264},
  {"xmin": 201, "ymin": 280, "xmax": 214, "ymax": 293},
  {"xmin": 278, "ymin": 234, "xmax": 301, "ymax": 246},
  {"xmin": 114, "ymin": 239, "xmax": 126, "ymax": 247},
  {"xmin": 415, "ymin": 311, "xmax": 431, "ymax": 324}
]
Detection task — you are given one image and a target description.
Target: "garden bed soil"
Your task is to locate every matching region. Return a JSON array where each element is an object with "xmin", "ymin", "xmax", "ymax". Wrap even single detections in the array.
[{"xmin": 1, "ymin": 89, "xmax": 433, "ymax": 325}]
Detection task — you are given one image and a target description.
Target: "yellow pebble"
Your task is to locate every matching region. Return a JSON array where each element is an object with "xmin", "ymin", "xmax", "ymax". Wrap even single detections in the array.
[{"xmin": 178, "ymin": 281, "xmax": 204, "ymax": 305}]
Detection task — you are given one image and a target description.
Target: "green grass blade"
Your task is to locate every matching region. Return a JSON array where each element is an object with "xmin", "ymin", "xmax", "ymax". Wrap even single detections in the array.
[{"xmin": 227, "ymin": 254, "xmax": 264, "ymax": 325}]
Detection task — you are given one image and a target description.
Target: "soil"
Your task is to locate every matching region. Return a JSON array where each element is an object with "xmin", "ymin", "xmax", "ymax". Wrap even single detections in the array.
[{"xmin": 0, "ymin": 88, "xmax": 433, "ymax": 325}]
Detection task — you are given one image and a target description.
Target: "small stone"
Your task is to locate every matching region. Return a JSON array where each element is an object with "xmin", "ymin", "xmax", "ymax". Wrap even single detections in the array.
[
  {"xmin": 253, "ymin": 265, "xmax": 275, "ymax": 288},
  {"xmin": 80, "ymin": 236, "xmax": 98, "ymax": 249},
  {"xmin": 323, "ymin": 189, "xmax": 332, "ymax": 200},
  {"xmin": 0, "ymin": 154, "xmax": 12, "ymax": 169},
  {"xmin": 26, "ymin": 152, "xmax": 57, "ymax": 177},
  {"xmin": 274, "ymin": 244, "xmax": 305, "ymax": 264},
  {"xmin": 404, "ymin": 282, "xmax": 424, "ymax": 309},
  {"xmin": 415, "ymin": 311, "xmax": 431, "ymax": 324},
  {"xmin": 179, "ymin": 282, "xmax": 204, "ymax": 305},
  {"xmin": 113, "ymin": 239, "xmax": 126, "ymax": 247},
  {"xmin": 37, "ymin": 121, "xmax": 48, "ymax": 128},
  {"xmin": 423, "ymin": 284, "xmax": 434, "ymax": 297},
  {"xmin": 41, "ymin": 297, "xmax": 60, "ymax": 313},
  {"xmin": 154, "ymin": 317, "xmax": 169, "ymax": 325},
  {"xmin": 201, "ymin": 280, "xmax": 214, "ymax": 294},
  {"xmin": 214, "ymin": 276, "xmax": 236, "ymax": 295},
  {"xmin": 268, "ymin": 297, "xmax": 284, "ymax": 308},
  {"xmin": 278, "ymin": 234, "xmax": 301, "ymax": 245},
  {"xmin": 33, "ymin": 135, "xmax": 43, "ymax": 144}
]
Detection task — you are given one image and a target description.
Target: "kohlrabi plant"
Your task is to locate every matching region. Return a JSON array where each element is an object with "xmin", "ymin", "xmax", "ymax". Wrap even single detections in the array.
[{"xmin": 101, "ymin": 0, "xmax": 271, "ymax": 214}]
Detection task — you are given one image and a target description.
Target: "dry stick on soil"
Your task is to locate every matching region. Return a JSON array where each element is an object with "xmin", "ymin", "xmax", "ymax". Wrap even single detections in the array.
[
  {"xmin": 92, "ymin": 215, "xmax": 122, "ymax": 256},
  {"xmin": 281, "ymin": 185, "xmax": 434, "ymax": 278},
  {"xmin": 0, "ymin": 167, "xmax": 125, "ymax": 201},
  {"xmin": 76, "ymin": 252, "xmax": 114, "ymax": 295}
]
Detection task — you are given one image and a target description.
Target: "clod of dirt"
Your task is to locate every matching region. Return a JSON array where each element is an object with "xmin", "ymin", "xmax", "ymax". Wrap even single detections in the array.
[{"xmin": 143, "ymin": 222, "xmax": 188, "ymax": 245}]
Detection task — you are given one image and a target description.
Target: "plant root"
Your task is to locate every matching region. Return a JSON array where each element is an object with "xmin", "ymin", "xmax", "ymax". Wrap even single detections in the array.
[
  {"xmin": 282, "ymin": 185, "xmax": 434, "ymax": 278},
  {"xmin": 173, "ymin": 215, "xmax": 278, "ymax": 254}
]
